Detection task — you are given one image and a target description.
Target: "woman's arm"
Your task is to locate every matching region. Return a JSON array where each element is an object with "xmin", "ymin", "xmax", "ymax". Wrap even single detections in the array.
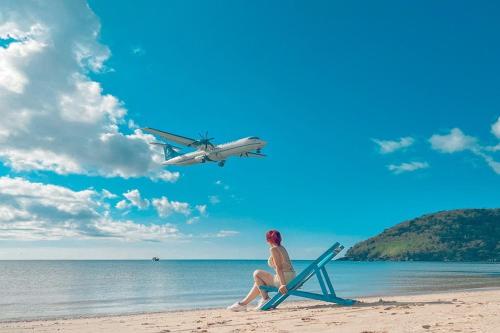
[{"xmin": 270, "ymin": 247, "xmax": 288, "ymax": 294}]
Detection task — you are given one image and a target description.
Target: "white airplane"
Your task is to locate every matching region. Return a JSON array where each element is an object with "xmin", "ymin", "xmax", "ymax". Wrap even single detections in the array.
[{"xmin": 142, "ymin": 128, "xmax": 267, "ymax": 167}]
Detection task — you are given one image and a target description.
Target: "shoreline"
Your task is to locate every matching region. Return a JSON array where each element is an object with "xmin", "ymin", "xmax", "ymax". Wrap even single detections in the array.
[
  {"xmin": 2, "ymin": 288, "xmax": 499, "ymax": 332},
  {"xmin": 2, "ymin": 286, "xmax": 499, "ymax": 323}
]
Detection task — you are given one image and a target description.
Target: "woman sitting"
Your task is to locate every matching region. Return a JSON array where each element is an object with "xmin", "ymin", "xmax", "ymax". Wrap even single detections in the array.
[{"xmin": 228, "ymin": 230, "xmax": 296, "ymax": 311}]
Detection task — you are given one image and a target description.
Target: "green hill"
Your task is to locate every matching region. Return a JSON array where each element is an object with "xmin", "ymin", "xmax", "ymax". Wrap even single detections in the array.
[{"xmin": 343, "ymin": 209, "xmax": 500, "ymax": 262}]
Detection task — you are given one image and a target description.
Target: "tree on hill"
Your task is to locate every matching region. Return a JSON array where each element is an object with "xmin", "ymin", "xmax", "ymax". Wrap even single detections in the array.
[{"xmin": 343, "ymin": 209, "xmax": 500, "ymax": 262}]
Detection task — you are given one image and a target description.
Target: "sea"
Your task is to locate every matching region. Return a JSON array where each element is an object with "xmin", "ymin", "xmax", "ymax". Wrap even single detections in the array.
[{"xmin": 0, "ymin": 260, "xmax": 499, "ymax": 321}]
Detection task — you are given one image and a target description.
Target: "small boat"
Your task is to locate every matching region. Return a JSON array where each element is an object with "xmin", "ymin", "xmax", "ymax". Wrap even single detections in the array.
[{"xmin": 152, "ymin": 257, "xmax": 160, "ymax": 261}]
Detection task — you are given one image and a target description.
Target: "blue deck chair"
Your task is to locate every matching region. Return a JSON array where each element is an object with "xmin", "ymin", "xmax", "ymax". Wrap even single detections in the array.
[{"xmin": 259, "ymin": 242, "xmax": 356, "ymax": 310}]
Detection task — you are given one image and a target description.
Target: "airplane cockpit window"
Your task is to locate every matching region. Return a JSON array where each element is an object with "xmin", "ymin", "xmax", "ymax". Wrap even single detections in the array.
[{"xmin": 248, "ymin": 136, "xmax": 260, "ymax": 140}]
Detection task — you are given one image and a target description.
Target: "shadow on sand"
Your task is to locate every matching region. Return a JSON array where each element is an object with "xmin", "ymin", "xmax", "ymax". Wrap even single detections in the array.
[{"xmin": 288, "ymin": 298, "xmax": 453, "ymax": 311}]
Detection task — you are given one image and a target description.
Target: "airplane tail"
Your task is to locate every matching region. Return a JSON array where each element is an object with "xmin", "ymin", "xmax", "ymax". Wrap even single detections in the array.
[{"xmin": 150, "ymin": 142, "xmax": 181, "ymax": 160}]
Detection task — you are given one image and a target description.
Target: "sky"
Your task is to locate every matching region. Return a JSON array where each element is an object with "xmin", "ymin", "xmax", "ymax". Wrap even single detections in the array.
[{"xmin": 0, "ymin": 0, "xmax": 499, "ymax": 259}]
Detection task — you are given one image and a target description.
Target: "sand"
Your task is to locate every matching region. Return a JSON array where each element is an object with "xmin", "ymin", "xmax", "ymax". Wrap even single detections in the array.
[{"xmin": 1, "ymin": 288, "xmax": 498, "ymax": 333}]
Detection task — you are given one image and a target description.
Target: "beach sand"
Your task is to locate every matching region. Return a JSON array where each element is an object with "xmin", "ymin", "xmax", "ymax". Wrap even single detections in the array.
[{"xmin": 1, "ymin": 288, "xmax": 498, "ymax": 333}]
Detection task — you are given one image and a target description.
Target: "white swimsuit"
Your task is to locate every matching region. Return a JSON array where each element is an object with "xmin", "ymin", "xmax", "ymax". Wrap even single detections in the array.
[{"xmin": 268, "ymin": 246, "xmax": 296, "ymax": 287}]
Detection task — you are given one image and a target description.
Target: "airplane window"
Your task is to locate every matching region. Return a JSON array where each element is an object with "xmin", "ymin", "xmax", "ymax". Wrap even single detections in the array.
[{"xmin": 248, "ymin": 136, "xmax": 259, "ymax": 140}]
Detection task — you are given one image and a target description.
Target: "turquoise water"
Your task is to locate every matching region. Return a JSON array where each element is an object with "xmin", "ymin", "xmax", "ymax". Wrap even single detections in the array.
[{"xmin": 0, "ymin": 260, "xmax": 499, "ymax": 321}]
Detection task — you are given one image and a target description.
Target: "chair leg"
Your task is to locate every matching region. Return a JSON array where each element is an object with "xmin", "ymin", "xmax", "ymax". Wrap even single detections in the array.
[
  {"xmin": 261, "ymin": 292, "xmax": 288, "ymax": 310},
  {"xmin": 320, "ymin": 266, "xmax": 336, "ymax": 297},
  {"xmin": 315, "ymin": 269, "xmax": 328, "ymax": 295}
]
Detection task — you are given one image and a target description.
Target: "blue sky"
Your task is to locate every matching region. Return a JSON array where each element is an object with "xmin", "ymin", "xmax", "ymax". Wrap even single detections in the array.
[{"xmin": 0, "ymin": 1, "xmax": 499, "ymax": 259}]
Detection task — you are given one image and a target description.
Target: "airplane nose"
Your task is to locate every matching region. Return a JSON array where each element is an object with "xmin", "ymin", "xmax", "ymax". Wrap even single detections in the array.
[{"xmin": 259, "ymin": 140, "xmax": 267, "ymax": 147}]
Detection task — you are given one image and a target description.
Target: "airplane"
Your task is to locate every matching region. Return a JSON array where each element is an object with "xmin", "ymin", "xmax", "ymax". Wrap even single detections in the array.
[{"xmin": 142, "ymin": 128, "xmax": 267, "ymax": 167}]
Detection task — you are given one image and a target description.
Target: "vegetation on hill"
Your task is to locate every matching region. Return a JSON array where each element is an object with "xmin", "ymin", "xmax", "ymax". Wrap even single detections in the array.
[{"xmin": 343, "ymin": 209, "xmax": 500, "ymax": 261}]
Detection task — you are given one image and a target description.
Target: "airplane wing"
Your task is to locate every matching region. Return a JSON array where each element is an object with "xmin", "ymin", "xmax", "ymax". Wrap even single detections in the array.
[
  {"xmin": 142, "ymin": 128, "xmax": 198, "ymax": 147},
  {"xmin": 241, "ymin": 152, "xmax": 266, "ymax": 158}
]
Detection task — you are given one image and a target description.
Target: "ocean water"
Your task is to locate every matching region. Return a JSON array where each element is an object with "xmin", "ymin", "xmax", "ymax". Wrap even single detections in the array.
[{"xmin": 0, "ymin": 260, "xmax": 499, "ymax": 321}]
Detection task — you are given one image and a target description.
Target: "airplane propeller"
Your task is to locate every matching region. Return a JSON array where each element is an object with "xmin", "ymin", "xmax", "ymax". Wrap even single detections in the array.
[{"xmin": 197, "ymin": 131, "xmax": 215, "ymax": 150}]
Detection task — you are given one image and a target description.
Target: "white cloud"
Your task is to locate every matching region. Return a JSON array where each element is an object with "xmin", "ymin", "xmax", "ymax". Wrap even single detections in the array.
[
  {"xmin": 186, "ymin": 217, "xmax": 200, "ymax": 225},
  {"xmin": 0, "ymin": 176, "xmax": 181, "ymax": 241},
  {"xmin": 195, "ymin": 204, "xmax": 207, "ymax": 216},
  {"xmin": 0, "ymin": 176, "xmax": 238, "ymax": 241},
  {"xmin": 0, "ymin": 1, "xmax": 178, "ymax": 182},
  {"xmin": 372, "ymin": 137, "xmax": 414, "ymax": 154},
  {"xmin": 492, "ymin": 116, "xmax": 500, "ymax": 139},
  {"xmin": 152, "ymin": 196, "xmax": 191, "ymax": 217},
  {"xmin": 92, "ymin": 219, "xmax": 180, "ymax": 242},
  {"xmin": 115, "ymin": 199, "xmax": 129, "ymax": 210},
  {"xmin": 100, "ymin": 189, "xmax": 117, "ymax": 199},
  {"xmin": 470, "ymin": 153, "xmax": 500, "ymax": 174},
  {"xmin": 123, "ymin": 189, "xmax": 149, "ymax": 210},
  {"xmin": 428, "ymin": 127, "xmax": 500, "ymax": 175},
  {"xmin": 209, "ymin": 195, "xmax": 220, "ymax": 205},
  {"xmin": 171, "ymin": 201, "xmax": 190, "ymax": 215},
  {"xmin": 485, "ymin": 157, "xmax": 500, "ymax": 174},
  {"xmin": 59, "ymin": 76, "xmax": 125, "ymax": 124},
  {"xmin": 387, "ymin": 161, "xmax": 429, "ymax": 174},
  {"xmin": 151, "ymin": 170, "xmax": 180, "ymax": 183},
  {"xmin": 485, "ymin": 144, "xmax": 500, "ymax": 152},
  {"xmin": 0, "ymin": 22, "xmax": 47, "ymax": 94},
  {"xmin": 472, "ymin": 150, "xmax": 500, "ymax": 175},
  {"xmin": 214, "ymin": 180, "xmax": 230, "ymax": 190},
  {"xmin": 131, "ymin": 46, "xmax": 145, "ymax": 56},
  {"xmin": 0, "ymin": 149, "xmax": 83, "ymax": 174},
  {"xmin": 216, "ymin": 230, "xmax": 239, "ymax": 238},
  {"xmin": 199, "ymin": 230, "xmax": 239, "ymax": 238},
  {"xmin": 429, "ymin": 128, "xmax": 477, "ymax": 153}
]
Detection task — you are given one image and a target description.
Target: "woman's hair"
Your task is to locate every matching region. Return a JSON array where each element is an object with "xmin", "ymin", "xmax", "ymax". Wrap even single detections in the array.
[{"xmin": 266, "ymin": 230, "xmax": 282, "ymax": 246}]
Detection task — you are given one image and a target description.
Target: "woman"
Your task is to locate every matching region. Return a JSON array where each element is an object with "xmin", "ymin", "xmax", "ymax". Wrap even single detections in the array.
[{"xmin": 227, "ymin": 230, "xmax": 296, "ymax": 311}]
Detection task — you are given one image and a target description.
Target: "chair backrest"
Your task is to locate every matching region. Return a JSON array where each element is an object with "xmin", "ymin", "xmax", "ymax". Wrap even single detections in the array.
[{"xmin": 287, "ymin": 242, "xmax": 343, "ymax": 290}]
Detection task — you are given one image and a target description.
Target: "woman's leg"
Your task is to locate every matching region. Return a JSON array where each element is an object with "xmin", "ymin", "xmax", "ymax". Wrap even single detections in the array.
[
  {"xmin": 240, "ymin": 270, "xmax": 275, "ymax": 305},
  {"xmin": 253, "ymin": 270, "xmax": 275, "ymax": 300},
  {"xmin": 239, "ymin": 283, "xmax": 260, "ymax": 305}
]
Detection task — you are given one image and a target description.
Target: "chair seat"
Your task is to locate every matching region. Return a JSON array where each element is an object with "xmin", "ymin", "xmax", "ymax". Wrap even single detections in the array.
[{"xmin": 260, "ymin": 285, "xmax": 278, "ymax": 292}]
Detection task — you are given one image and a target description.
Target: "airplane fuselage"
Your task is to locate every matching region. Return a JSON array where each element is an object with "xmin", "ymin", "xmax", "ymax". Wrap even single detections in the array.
[{"xmin": 163, "ymin": 137, "xmax": 266, "ymax": 166}]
